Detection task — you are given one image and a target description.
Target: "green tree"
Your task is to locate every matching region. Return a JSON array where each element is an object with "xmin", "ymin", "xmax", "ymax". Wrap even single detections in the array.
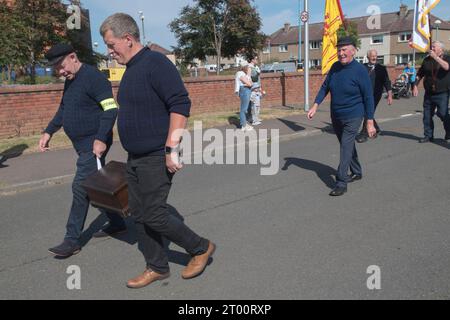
[
  {"xmin": 169, "ymin": 0, "xmax": 266, "ymax": 75},
  {"xmin": 12, "ymin": 0, "xmax": 67, "ymax": 84},
  {"xmin": 0, "ymin": 2, "xmax": 28, "ymax": 83},
  {"xmin": 337, "ymin": 19, "xmax": 361, "ymax": 49}
]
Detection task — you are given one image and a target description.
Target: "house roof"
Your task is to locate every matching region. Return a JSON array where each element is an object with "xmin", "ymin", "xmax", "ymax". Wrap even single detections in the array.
[
  {"xmin": 148, "ymin": 43, "xmax": 172, "ymax": 55},
  {"xmin": 269, "ymin": 7, "xmax": 450, "ymax": 45}
]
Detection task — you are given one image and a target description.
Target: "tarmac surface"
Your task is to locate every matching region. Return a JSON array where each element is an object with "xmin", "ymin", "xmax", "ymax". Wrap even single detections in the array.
[{"xmin": 1, "ymin": 93, "xmax": 450, "ymax": 299}]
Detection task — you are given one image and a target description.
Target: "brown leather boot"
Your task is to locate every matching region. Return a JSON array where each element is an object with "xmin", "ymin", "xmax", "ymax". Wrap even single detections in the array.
[
  {"xmin": 182, "ymin": 241, "xmax": 216, "ymax": 279},
  {"xmin": 126, "ymin": 269, "xmax": 170, "ymax": 289}
]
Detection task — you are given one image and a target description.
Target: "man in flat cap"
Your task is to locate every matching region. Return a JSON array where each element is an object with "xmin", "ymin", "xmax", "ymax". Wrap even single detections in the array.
[
  {"xmin": 40, "ymin": 43, "xmax": 126, "ymax": 257},
  {"xmin": 307, "ymin": 36, "xmax": 376, "ymax": 196}
]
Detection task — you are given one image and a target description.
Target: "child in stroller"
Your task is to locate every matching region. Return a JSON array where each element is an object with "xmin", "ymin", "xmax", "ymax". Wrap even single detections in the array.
[{"xmin": 392, "ymin": 73, "xmax": 411, "ymax": 99}]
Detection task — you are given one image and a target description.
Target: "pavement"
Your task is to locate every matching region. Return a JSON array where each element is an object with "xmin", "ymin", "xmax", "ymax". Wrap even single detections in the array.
[
  {"xmin": 1, "ymin": 91, "xmax": 450, "ymax": 300},
  {"xmin": 0, "ymin": 92, "xmax": 427, "ymax": 195}
]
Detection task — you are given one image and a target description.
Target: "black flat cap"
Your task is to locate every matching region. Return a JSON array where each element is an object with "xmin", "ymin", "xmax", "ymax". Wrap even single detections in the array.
[
  {"xmin": 337, "ymin": 36, "xmax": 356, "ymax": 47},
  {"xmin": 45, "ymin": 43, "xmax": 75, "ymax": 66}
]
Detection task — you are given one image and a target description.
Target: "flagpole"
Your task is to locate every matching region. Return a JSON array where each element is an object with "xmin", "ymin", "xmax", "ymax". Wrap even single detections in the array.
[
  {"xmin": 304, "ymin": 0, "xmax": 310, "ymax": 112},
  {"xmin": 412, "ymin": 0, "xmax": 417, "ymax": 66}
]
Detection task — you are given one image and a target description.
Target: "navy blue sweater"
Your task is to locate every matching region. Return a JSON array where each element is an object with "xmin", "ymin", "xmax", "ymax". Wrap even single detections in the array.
[
  {"xmin": 117, "ymin": 47, "xmax": 191, "ymax": 155},
  {"xmin": 314, "ymin": 59, "xmax": 374, "ymax": 120},
  {"xmin": 45, "ymin": 64, "xmax": 117, "ymax": 152}
]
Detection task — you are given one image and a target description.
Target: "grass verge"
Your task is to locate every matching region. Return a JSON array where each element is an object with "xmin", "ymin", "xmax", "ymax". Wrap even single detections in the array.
[{"xmin": 0, "ymin": 106, "xmax": 305, "ymax": 157}]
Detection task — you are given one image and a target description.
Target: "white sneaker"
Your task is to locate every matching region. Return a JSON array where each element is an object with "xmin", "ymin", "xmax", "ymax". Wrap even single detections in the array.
[
  {"xmin": 252, "ymin": 121, "xmax": 261, "ymax": 126},
  {"xmin": 241, "ymin": 124, "xmax": 253, "ymax": 131}
]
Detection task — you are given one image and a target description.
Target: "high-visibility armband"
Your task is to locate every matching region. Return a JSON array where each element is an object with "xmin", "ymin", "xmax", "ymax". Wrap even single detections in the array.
[{"xmin": 100, "ymin": 98, "xmax": 118, "ymax": 111}]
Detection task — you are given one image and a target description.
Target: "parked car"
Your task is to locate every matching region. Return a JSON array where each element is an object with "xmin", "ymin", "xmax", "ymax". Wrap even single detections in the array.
[
  {"xmin": 204, "ymin": 64, "xmax": 224, "ymax": 73},
  {"xmin": 261, "ymin": 62, "xmax": 297, "ymax": 73}
]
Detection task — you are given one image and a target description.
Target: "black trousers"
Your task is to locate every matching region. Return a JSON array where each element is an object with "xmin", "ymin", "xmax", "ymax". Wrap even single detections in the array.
[{"xmin": 126, "ymin": 154, "xmax": 209, "ymax": 274}]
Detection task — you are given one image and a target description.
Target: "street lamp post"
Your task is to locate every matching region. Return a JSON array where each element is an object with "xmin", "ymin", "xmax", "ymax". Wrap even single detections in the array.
[
  {"xmin": 434, "ymin": 19, "xmax": 442, "ymax": 41},
  {"xmin": 304, "ymin": 0, "xmax": 309, "ymax": 112},
  {"xmin": 138, "ymin": 11, "xmax": 146, "ymax": 45},
  {"xmin": 298, "ymin": 0, "xmax": 302, "ymax": 68}
]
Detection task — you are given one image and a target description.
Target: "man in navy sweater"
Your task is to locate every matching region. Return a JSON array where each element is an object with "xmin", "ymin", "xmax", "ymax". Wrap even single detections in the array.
[
  {"xmin": 40, "ymin": 44, "xmax": 126, "ymax": 257},
  {"xmin": 307, "ymin": 37, "xmax": 376, "ymax": 196},
  {"xmin": 100, "ymin": 13, "xmax": 215, "ymax": 289}
]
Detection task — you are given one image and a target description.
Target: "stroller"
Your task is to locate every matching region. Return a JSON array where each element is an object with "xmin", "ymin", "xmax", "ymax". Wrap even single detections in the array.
[{"xmin": 392, "ymin": 73, "xmax": 411, "ymax": 99}]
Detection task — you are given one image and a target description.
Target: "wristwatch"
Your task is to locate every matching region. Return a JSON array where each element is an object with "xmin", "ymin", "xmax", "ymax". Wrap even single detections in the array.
[{"xmin": 165, "ymin": 144, "xmax": 180, "ymax": 154}]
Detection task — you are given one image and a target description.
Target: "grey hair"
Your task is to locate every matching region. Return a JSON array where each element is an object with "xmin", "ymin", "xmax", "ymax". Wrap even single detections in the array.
[
  {"xmin": 432, "ymin": 40, "xmax": 445, "ymax": 50},
  {"xmin": 367, "ymin": 49, "xmax": 378, "ymax": 56},
  {"xmin": 100, "ymin": 13, "xmax": 140, "ymax": 41}
]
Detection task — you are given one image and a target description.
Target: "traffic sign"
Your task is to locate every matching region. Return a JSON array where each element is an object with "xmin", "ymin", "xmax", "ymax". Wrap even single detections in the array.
[{"xmin": 300, "ymin": 11, "xmax": 309, "ymax": 23}]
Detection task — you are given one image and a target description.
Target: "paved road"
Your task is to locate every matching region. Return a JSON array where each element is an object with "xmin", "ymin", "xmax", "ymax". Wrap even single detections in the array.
[{"xmin": 1, "ymin": 114, "xmax": 449, "ymax": 299}]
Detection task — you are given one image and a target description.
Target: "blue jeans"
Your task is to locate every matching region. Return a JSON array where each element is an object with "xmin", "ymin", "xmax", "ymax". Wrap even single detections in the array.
[
  {"xmin": 65, "ymin": 151, "xmax": 126, "ymax": 245},
  {"xmin": 239, "ymin": 86, "xmax": 251, "ymax": 127},
  {"xmin": 332, "ymin": 117, "xmax": 363, "ymax": 188},
  {"xmin": 423, "ymin": 91, "xmax": 450, "ymax": 139}
]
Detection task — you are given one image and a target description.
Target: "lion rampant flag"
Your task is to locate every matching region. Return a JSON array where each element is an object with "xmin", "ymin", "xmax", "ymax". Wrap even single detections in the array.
[
  {"xmin": 412, "ymin": 0, "xmax": 441, "ymax": 52},
  {"xmin": 322, "ymin": 0, "xmax": 344, "ymax": 74}
]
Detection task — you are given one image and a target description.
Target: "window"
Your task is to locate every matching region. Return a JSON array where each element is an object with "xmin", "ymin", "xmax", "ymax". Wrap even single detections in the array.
[
  {"xmin": 263, "ymin": 46, "xmax": 271, "ymax": 54},
  {"xmin": 371, "ymin": 35, "xmax": 384, "ymax": 44},
  {"xmin": 310, "ymin": 41, "xmax": 321, "ymax": 49},
  {"xmin": 309, "ymin": 59, "xmax": 321, "ymax": 68},
  {"xmin": 279, "ymin": 44, "xmax": 288, "ymax": 53},
  {"xmin": 395, "ymin": 54, "xmax": 413, "ymax": 65},
  {"xmin": 398, "ymin": 32, "xmax": 412, "ymax": 42},
  {"xmin": 355, "ymin": 56, "xmax": 365, "ymax": 63},
  {"xmin": 376, "ymin": 55, "xmax": 385, "ymax": 64}
]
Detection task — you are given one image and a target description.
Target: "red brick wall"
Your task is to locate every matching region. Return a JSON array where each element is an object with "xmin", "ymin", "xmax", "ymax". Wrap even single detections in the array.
[{"xmin": 0, "ymin": 67, "xmax": 404, "ymax": 139}]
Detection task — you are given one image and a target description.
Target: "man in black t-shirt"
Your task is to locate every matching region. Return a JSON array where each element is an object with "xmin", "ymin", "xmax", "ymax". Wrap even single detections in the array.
[
  {"xmin": 413, "ymin": 41, "xmax": 450, "ymax": 143},
  {"xmin": 39, "ymin": 44, "xmax": 126, "ymax": 257}
]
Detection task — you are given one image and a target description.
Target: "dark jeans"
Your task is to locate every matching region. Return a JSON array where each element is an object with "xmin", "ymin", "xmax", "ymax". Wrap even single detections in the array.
[
  {"xmin": 127, "ymin": 154, "xmax": 209, "ymax": 274},
  {"xmin": 65, "ymin": 150, "xmax": 126, "ymax": 245},
  {"xmin": 332, "ymin": 117, "xmax": 363, "ymax": 188},
  {"xmin": 423, "ymin": 91, "xmax": 450, "ymax": 139}
]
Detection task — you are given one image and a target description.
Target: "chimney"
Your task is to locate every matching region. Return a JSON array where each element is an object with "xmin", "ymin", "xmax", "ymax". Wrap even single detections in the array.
[
  {"xmin": 284, "ymin": 22, "xmax": 291, "ymax": 33},
  {"xmin": 399, "ymin": 4, "xmax": 408, "ymax": 18}
]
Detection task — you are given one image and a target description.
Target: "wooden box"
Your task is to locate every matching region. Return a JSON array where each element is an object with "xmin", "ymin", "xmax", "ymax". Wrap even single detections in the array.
[{"xmin": 81, "ymin": 161, "xmax": 130, "ymax": 217}]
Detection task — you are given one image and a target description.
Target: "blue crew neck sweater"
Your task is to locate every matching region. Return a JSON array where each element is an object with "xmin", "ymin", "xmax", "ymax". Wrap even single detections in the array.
[
  {"xmin": 45, "ymin": 64, "xmax": 117, "ymax": 152},
  {"xmin": 117, "ymin": 47, "xmax": 191, "ymax": 155},
  {"xmin": 314, "ymin": 59, "xmax": 374, "ymax": 120}
]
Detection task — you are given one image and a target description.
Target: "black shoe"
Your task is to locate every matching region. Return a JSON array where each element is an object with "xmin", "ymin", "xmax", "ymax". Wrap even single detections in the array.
[
  {"xmin": 48, "ymin": 240, "xmax": 81, "ymax": 257},
  {"xmin": 348, "ymin": 174, "xmax": 362, "ymax": 182},
  {"xmin": 356, "ymin": 134, "xmax": 368, "ymax": 143},
  {"xmin": 329, "ymin": 187, "xmax": 347, "ymax": 196},
  {"xmin": 418, "ymin": 137, "xmax": 433, "ymax": 143},
  {"xmin": 93, "ymin": 224, "xmax": 127, "ymax": 238}
]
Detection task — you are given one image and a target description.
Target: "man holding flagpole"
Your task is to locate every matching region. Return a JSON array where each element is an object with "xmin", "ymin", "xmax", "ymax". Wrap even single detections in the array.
[
  {"xmin": 413, "ymin": 41, "xmax": 450, "ymax": 143},
  {"xmin": 411, "ymin": 0, "xmax": 450, "ymax": 143}
]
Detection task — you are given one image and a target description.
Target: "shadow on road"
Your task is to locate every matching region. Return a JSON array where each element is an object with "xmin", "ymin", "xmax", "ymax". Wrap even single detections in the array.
[
  {"xmin": 0, "ymin": 144, "xmax": 28, "ymax": 168},
  {"xmin": 379, "ymin": 130, "xmax": 419, "ymax": 142},
  {"xmin": 313, "ymin": 121, "xmax": 334, "ymax": 134},
  {"xmin": 72, "ymin": 204, "xmax": 192, "ymax": 266},
  {"xmin": 281, "ymin": 157, "xmax": 336, "ymax": 189},
  {"xmin": 277, "ymin": 118, "xmax": 305, "ymax": 132}
]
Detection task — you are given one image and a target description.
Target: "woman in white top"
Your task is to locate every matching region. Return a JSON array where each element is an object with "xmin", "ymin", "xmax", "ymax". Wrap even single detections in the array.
[{"xmin": 235, "ymin": 62, "xmax": 254, "ymax": 131}]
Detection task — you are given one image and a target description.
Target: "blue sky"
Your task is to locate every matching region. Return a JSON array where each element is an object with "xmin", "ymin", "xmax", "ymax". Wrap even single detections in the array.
[{"xmin": 81, "ymin": 0, "xmax": 450, "ymax": 54}]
